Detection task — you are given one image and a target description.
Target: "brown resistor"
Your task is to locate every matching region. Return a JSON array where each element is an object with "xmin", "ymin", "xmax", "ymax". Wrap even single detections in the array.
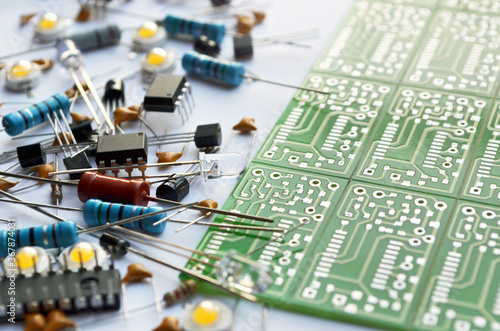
[
  {"xmin": 163, "ymin": 280, "xmax": 197, "ymax": 307},
  {"xmin": 152, "ymin": 316, "xmax": 180, "ymax": 331},
  {"xmin": 43, "ymin": 310, "xmax": 77, "ymax": 331},
  {"xmin": 51, "ymin": 182, "xmax": 63, "ymax": 204},
  {"xmin": 23, "ymin": 313, "xmax": 46, "ymax": 331}
]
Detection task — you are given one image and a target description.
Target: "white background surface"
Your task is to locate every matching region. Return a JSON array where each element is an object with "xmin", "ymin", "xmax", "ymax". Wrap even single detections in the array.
[{"xmin": 0, "ymin": 0, "xmax": 375, "ymax": 330}]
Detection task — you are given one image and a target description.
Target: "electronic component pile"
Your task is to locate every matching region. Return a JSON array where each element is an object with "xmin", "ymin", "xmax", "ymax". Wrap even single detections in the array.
[{"xmin": 186, "ymin": 1, "xmax": 500, "ymax": 330}]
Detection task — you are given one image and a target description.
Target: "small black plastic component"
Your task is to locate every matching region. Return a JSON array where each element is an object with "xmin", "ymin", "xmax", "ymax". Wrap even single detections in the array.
[
  {"xmin": 0, "ymin": 268, "xmax": 121, "ymax": 321},
  {"xmin": 62, "ymin": 24, "xmax": 121, "ymax": 51},
  {"xmin": 17, "ymin": 143, "xmax": 45, "ymax": 168},
  {"xmin": 233, "ymin": 34, "xmax": 253, "ymax": 59},
  {"xmin": 95, "ymin": 132, "xmax": 148, "ymax": 166},
  {"xmin": 100, "ymin": 233, "xmax": 130, "ymax": 256},
  {"xmin": 194, "ymin": 123, "xmax": 222, "ymax": 148},
  {"xmin": 69, "ymin": 119, "xmax": 93, "ymax": 143},
  {"xmin": 143, "ymin": 74, "xmax": 187, "ymax": 112},
  {"xmin": 194, "ymin": 35, "xmax": 221, "ymax": 57},
  {"xmin": 63, "ymin": 152, "xmax": 92, "ymax": 180},
  {"xmin": 211, "ymin": 0, "xmax": 231, "ymax": 6},
  {"xmin": 103, "ymin": 79, "xmax": 125, "ymax": 105},
  {"xmin": 156, "ymin": 177, "xmax": 190, "ymax": 202}
]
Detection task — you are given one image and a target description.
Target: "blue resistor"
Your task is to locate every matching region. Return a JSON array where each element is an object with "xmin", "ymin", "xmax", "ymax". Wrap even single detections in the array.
[
  {"xmin": 164, "ymin": 14, "xmax": 226, "ymax": 45},
  {"xmin": 2, "ymin": 93, "xmax": 71, "ymax": 136},
  {"xmin": 0, "ymin": 221, "xmax": 78, "ymax": 257},
  {"xmin": 83, "ymin": 199, "xmax": 167, "ymax": 234},
  {"xmin": 182, "ymin": 51, "xmax": 245, "ymax": 86}
]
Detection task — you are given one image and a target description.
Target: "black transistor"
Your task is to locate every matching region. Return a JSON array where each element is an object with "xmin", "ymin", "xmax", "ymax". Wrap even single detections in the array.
[
  {"xmin": 143, "ymin": 74, "xmax": 194, "ymax": 123},
  {"xmin": 69, "ymin": 119, "xmax": 93, "ymax": 143},
  {"xmin": 194, "ymin": 35, "xmax": 221, "ymax": 57},
  {"xmin": 63, "ymin": 152, "xmax": 92, "ymax": 180},
  {"xmin": 17, "ymin": 143, "xmax": 46, "ymax": 168},
  {"xmin": 194, "ymin": 123, "xmax": 222, "ymax": 148},
  {"xmin": 233, "ymin": 34, "xmax": 253, "ymax": 59},
  {"xmin": 95, "ymin": 132, "xmax": 148, "ymax": 166}
]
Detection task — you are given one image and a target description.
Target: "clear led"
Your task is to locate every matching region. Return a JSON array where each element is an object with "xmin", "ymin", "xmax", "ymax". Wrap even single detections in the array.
[
  {"xmin": 216, "ymin": 249, "xmax": 272, "ymax": 294},
  {"xmin": 199, "ymin": 152, "xmax": 246, "ymax": 182}
]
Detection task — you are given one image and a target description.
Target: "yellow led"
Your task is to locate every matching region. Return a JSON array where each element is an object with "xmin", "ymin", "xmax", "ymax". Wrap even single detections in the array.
[
  {"xmin": 11, "ymin": 61, "xmax": 32, "ymax": 77},
  {"xmin": 138, "ymin": 22, "xmax": 158, "ymax": 39},
  {"xmin": 15, "ymin": 247, "xmax": 39, "ymax": 269},
  {"xmin": 146, "ymin": 48, "xmax": 167, "ymax": 66},
  {"xmin": 70, "ymin": 242, "xmax": 95, "ymax": 263},
  {"xmin": 38, "ymin": 13, "xmax": 58, "ymax": 30},
  {"xmin": 192, "ymin": 301, "xmax": 220, "ymax": 326}
]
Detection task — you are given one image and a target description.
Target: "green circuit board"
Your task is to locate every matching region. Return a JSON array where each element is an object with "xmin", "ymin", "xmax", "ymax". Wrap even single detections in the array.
[{"xmin": 186, "ymin": 1, "xmax": 500, "ymax": 330}]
